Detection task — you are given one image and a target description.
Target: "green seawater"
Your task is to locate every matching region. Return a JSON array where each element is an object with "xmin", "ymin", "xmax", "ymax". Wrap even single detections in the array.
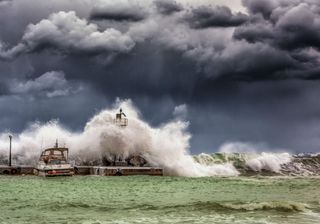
[{"xmin": 0, "ymin": 176, "xmax": 319, "ymax": 224}]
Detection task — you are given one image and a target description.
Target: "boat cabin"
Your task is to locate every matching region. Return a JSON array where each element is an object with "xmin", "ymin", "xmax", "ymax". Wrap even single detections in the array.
[{"xmin": 39, "ymin": 145, "xmax": 69, "ymax": 165}]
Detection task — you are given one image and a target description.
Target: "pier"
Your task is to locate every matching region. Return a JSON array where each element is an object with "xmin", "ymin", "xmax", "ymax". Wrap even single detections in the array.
[
  {"xmin": 0, "ymin": 165, "xmax": 34, "ymax": 175},
  {"xmin": 0, "ymin": 165, "xmax": 163, "ymax": 176}
]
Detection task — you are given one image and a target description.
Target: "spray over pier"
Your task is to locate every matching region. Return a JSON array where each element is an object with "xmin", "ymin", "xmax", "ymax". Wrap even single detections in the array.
[
  {"xmin": 77, "ymin": 109, "xmax": 163, "ymax": 176},
  {"xmin": 0, "ymin": 109, "xmax": 163, "ymax": 176}
]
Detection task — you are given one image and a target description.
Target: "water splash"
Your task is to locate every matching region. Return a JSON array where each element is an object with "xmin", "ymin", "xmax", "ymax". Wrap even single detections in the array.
[
  {"xmin": 193, "ymin": 150, "xmax": 320, "ymax": 176},
  {"xmin": 1, "ymin": 100, "xmax": 319, "ymax": 176},
  {"xmin": 0, "ymin": 99, "xmax": 238, "ymax": 177}
]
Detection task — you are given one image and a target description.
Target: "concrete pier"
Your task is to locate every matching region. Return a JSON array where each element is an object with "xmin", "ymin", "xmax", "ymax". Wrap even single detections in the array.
[
  {"xmin": 92, "ymin": 166, "xmax": 163, "ymax": 176},
  {"xmin": 0, "ymin": 165, "xmax": 163, "ymax": 176},
  {"xmin": 0, "ymin": 165, "xmax": 34, "ymax": 175}
]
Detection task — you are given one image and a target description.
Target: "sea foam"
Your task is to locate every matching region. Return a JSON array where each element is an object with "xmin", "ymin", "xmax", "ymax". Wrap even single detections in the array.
[
  {"xmin": 0, "ymin": 99, "xmax": 239, "ymax": 177},
  {"xmin": 2, "ymin": 99, "xmax": 318, "ymax": 176}
]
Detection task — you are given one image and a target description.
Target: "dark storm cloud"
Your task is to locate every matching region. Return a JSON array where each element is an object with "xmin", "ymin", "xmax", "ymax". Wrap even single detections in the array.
[
  {"xmin": 226, "ymin": 0, "xmax": 320, "ymax": 80},
  {"xmin": 235, "ymin": 2, "xmax": 320, "ymax": 50},
  {"xmin": 90, "ymin": 1, "xmax": 147, "ymax": 21},
  {"xmin": 2, "ymin": 0, "xmax": 320, "ymax": 153},
  {"xmin": 90, "ymin": 10, "xmax": 145, "ymax": 22},
  {"xmin": 154, "ymin": 0, "xmax": 183, "ymax": 15},
  {"xmin": 202, "ymin": 43, "xmax": 299, "ymax": 80},
  {"xmin": 242, "ymin": 0, "xmax": 278, "ymax": 19},
  {"xmin": 185, "ymin": 5, "xmax": 248, "ymax": 28},
  {"xmin": 0, "ymin": 11, "xmax": 135, "ymax": 60},
  {"xmin": 3, "ymin": 0, "xmax": 320, "ymax": 80},
  {"xmin": 233, "ymin": 21, "xmax": 274, "ymax": 43},
  {"xmin": 8, "ymin": 71, "xmax": 83, "ymax": 98},
  {"xmin": 169, "ymin": 0, "xmax": 320, "ymax": 81}
]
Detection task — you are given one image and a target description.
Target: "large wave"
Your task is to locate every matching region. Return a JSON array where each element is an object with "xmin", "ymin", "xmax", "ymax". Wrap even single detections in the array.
[
  {"xmin": 0, "ymin": 99, "xmax": 319, "ymax": 177},
  {"xmin": 194, "ymin": 150, "xmax": 320, "ymax": 176},
  {"xmin": 0, "ymin": 99, "xmax": 239, "ymax": 177}
]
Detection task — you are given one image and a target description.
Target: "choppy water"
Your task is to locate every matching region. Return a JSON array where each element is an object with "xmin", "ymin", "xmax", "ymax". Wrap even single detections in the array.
[{"xmin": 0, "ymin": 176, "xmax": 319, "ymax": 224}]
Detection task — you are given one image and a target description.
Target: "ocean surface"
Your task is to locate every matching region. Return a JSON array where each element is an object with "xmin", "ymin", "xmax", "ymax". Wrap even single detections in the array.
[{"xmin": 0, "ymin": 176, "xmax": 319, "ymax": 224}]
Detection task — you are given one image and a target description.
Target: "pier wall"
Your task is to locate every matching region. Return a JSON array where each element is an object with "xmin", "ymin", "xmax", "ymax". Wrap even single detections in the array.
[
  {"xmin": 0, "ymin": 166, "xmax": 34, "ymax": 175},
  {"xmin": 0, "ymin": 165, "xmax": 163, "ymax": 176}
]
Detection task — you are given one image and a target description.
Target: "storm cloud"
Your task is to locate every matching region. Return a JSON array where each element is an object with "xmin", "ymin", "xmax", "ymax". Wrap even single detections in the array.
[
  {"xmin": 9, "ymin": 71, "xmax": 82, "ymax": 98},
  {"xmin": 185, "ymin": 5, "xmax": 248, "ymax": 28},
  {"xmin": 154, "ymin": 0, "xmax": 183, "ymax": 15},
  {"xmin": 1, "ymin": 0, "xmax": 320, "ymax": 153},
  {"xmin": 90, "ymin": 0, "xmax": 148, "ymax": 21},
  {"xmin": 0, "ymin": 10, "xmax": 135, "ymax": 60}
]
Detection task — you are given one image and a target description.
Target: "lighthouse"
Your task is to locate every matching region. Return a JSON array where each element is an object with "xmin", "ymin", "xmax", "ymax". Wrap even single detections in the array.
[{"xmin": 114, "ymin": 108, "xmax": 128, "ymax": 127}]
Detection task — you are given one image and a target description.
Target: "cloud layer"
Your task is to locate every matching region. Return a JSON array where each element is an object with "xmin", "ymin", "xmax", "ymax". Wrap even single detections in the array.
[
  {"xmin": 1, "ymin": 0, "xmax": 320, "ymax": 153},
  {"xmin": 2, "ymin": 0, "xmax": 320, "ymax": 80},
  {"xmin": 0, "ymin": 10, "xmax": 135, "ymax": 60},
  {"xmin": 9, "ymin": 71, "xmax": 81, "ymax": 98}
]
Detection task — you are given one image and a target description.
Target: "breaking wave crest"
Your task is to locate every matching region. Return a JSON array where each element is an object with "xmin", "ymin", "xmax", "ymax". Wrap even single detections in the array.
[
  {"xmin": 0, "ymin": 99, "xmax": 319, "ymax": 177},
  {"xmin": 0, "ymin": 99, "xmax": 239, "ymax": 177},
  {"xmin": 194, "ymin": 151, "xmax": 320, "ymax": 176}
]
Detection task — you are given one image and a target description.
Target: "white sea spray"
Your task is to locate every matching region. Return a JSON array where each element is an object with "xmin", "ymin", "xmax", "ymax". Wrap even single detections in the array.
[{"xmin": 0, "ymin": 99, "xmax": 239, "ymax": 177}]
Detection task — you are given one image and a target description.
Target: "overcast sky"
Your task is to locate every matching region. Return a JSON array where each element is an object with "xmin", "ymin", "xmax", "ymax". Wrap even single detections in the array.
[{"xmin": 1, "ymin": 0, "xmax": 320, "ymax": 153}]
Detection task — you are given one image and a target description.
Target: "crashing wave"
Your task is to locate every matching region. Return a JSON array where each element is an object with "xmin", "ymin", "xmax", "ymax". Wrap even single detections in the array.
[
  {"xmin": 194, "ymin": 152, "xmax": 320, "ymax": 176},
  {"xmin": 0, "ymin": 99, "xmax": 239, "ymax": 177},
  {"xmin": 0, "ymin": 99, "xmax": 319, "ymax": 177}
]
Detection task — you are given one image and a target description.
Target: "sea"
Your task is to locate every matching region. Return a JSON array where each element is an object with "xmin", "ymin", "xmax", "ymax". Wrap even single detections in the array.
[{"xmin": 0, "ymin": 175, "xmax": 319, "ymax": 224}]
